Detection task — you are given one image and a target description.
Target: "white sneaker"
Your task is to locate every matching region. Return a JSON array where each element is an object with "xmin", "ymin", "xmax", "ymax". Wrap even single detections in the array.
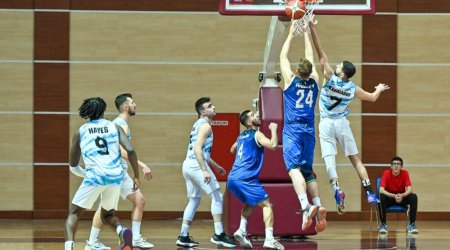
[
  {"xmin": 233, "ymin": 230, "xmax": 253, "ymax": 248},
  {"xmin": 302, "ymin": 204, "xmax": 318, "ymax": 230},
  {"xmin": 133, "ymin": 234, "xmax": 154, "ymax": 249},
  {"xmin": 84, "ymin": 239, "xmax": 111, "ymax": 250},
  {"xmin": 263, "ymin": 238, "xmax": 285, "ymax": 250}
]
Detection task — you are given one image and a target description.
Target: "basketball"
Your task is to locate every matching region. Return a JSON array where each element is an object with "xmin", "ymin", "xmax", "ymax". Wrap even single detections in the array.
[{"xmin": 285, "ymin": 0, "xmax": 306, "ymax": 20}]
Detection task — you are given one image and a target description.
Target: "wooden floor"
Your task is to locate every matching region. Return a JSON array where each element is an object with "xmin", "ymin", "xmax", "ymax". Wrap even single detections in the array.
[{"xmin": 1, "ymin": 219, "xmax": 449, "ymax": 249}]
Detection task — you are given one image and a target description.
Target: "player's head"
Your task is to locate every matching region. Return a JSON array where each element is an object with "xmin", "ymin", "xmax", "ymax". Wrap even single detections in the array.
[
  {"xmin": 391, "ymin": 156, "xmax": 403, "ymax": 175},
  {"xmin": 239, "ymin": 110, "xmax": 261, "ymax": 129},
  {"xmin": 115, "ymin": 93, "xmax": 136, "ymax": 116},
  {"xmin": 78, "ymin": 97, "xmax": 107, "ymax": 120},
  {"xmin": 195, "ymin": 97, "xmax": 215, "ymax": 118},
  {"xmin": 296, "ymin": 58, "xmax": 313, "ymax": 78},
  {"xmin": 336, "ymin": 61, "xmax": 356, "ymax": 80}
]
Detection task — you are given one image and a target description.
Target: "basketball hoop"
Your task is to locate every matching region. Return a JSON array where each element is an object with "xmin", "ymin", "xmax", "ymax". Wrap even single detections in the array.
[{"xmin": 289, "ymin": 0, "xmax": 320, "ymax": 36}]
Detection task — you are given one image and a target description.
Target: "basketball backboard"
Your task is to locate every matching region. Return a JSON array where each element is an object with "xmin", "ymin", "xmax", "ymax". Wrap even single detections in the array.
[{"xmin": 219, "ymin": 0, "xmax": 376, "ymax": 16}]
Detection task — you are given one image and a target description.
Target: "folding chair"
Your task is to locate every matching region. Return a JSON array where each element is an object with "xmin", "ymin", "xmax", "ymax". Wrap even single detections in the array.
[{"xmin": 370, "ymin": 177, "xmax": 409, "ymax": 231}]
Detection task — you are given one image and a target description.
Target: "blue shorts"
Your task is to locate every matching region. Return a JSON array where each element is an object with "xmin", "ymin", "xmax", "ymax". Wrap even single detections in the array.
[
  {"xmin": 227, "ymin": 179, "xmax": 268, "ymax": 207},
  {"xmin": 283, "ymin": 124, "xmax": 316, "ymax": 181}
]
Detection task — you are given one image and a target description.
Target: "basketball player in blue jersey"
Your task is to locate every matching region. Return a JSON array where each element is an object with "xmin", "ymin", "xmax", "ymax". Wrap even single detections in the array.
[
  {"xmin": 65, "ymin": 97, "xmax": 140, "ymax": 250},
  {"xmin": 309, "ymin": 18, "xmax": 390, "ymax": 214},
  {"xmin": 228, "ymin": 110, "xmax": 285, "ymax": 250},
  {"xmin": 76, "ymin": 94, "xmax": 153, "ymax": 250},
  {"xmin": 279, "ymin": 22, "xmax": 326, "ymax": 233},
  {"xmin": 176, "ymin": 97, "xmax": 236, "ymax": 248}
]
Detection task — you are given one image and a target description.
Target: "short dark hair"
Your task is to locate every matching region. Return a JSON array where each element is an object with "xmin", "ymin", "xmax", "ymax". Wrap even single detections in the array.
[
  {"xmin": 239, "ymin": 110, "xmax": 252, "ymax": 126},
  {"xmin": 391, "ymin": 156, "xmax": 403, "ymax": 166},
  {"xmin": 342, "ymin": 61, "xmax": 356, "ymax": 79},
  {"xmin": 195, "ymin": 97, "xmax": 211, "ymax": 115},
  {"xmin": 78, "ymin": 97, "xmax": 107, "ymax": 120},
  {"xmin": 296, "ymin": 58, "xmax": 313, "ymax": 78},
  {"xmin": 115, "ymin": 93, "xmax": 132, "ymax": 111}
]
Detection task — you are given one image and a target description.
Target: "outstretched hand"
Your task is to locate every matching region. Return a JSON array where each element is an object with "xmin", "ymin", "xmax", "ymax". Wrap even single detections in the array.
[
  {"xmin": 308, "ymin": 14, "xmax": 318, "ymax": 29},
  {"xmin": 375, "ymin": 83, "xmax": 390, "ymax": 92}
]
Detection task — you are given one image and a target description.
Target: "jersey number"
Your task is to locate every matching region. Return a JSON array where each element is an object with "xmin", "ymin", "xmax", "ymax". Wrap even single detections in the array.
[
  {"xmin": 296, "ymin": 89, "xmax": 313, "ymax": 108},
  {"xmin": 237, "ymin": 144, "xmax": 243, "ymax": 159},
  {"xmin": 95, "ymin": 136, "xmax": 109, "ymax": 155},
  {"xmin": 327, "ymin": 96, "xmax": 343, "ymax": 111}
]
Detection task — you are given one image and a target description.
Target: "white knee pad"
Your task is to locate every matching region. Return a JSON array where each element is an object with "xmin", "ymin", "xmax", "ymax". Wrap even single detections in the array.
[
  {"xmin": 183, "ymin": 197, "xmax": 201, "ymax": 221},
  {"xmin": 209, "ymin": 189, "xmax": 223, "ymax": 215},
  {"xmin": 324, "ymin": 155, "xmax": 338, "ymax": 180}
]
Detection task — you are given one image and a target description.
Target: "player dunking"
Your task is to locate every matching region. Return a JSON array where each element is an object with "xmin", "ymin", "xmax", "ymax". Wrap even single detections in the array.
[{"xmin": 309, "ymin": 18, "xmax": 390, "ymax": 214}]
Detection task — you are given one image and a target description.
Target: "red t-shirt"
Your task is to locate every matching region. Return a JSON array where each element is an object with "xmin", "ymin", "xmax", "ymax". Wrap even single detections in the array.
[{"xmin": 380, "ymin": 169, "xmax": 412, "ymax": 194}]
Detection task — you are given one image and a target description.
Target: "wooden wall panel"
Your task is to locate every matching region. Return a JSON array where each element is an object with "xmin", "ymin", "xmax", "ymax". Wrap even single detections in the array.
[
  {"xmin": 34, "ymin": 115, "xmax": 69, "ymax": 163},
  {"xmin": 398, "ymin": 0, "xmax": 450, "ymax": 13},
  {"xmin": 0, "ymin": 12, "xmax": 33, "ymax": 60},
  {"xmin": 34, "ymin": 166, "xmax": 69, "ymax": 210},
  {"xmin": 398, "ymin": 16, "xmax": 450, "ymax": 63},
  {"xmin": 363, "ymin": 15, "xmax": 397, "ymax": 63},
  {"xmin": 34, "ymin": 12, "xmax": 69, "ymax": 60},
  {"xmin": 0, "ymin": 0, "xmax": 32, "ymax": 9},
  {"xmin": 375, "ymin": 0, "xmax": 398, "ymax": 12},
  {"xmin": 34, "ymin": 63, "xmax": 69, "ymax": 111},
  {"xmin": 34, "ymin": 0, "xmax": 70, "ymax": 9},
  {"xmin": 0, "ymin": 166, "xmax": 33, "ymax": 210},
  {"xmin": 409, "ymin": 167, "xmax": 450, "ymax": 211},
  {"xmin": 0, "ymin": 63, "xmax": 33, "ymax": 110},
  {"xmin": 398, "ymin": 67, "xmax": 449, "ymax": 114},
  {"xmin": 0, "ymin": 115, "xmax": 33, "ymax": 163},
  {"xmin": 72, "ymin": 0, "xmax": 220, "ymax": 11}
]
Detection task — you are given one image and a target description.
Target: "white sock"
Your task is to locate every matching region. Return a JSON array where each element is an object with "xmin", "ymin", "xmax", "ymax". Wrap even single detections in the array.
[
  {"xmin": 265, "ymin": 227, "xmax": 274, "ymax": 240},
  {"xmin": 312, "ymin": 197, "xmax": 322, "ymax": 207},
  {"xmin": 214, "ymin": 221, "xmax": 224, "ymax": 235},
  {"xmin": 180, "ymin": 223, "xmax": 190, "ymax": 237},
  {"xmin": 132, "ymin": 221, "xmax": 141, "ymax": 240},
  {"xmin": 64, "ymin": 241, "xmax": 74, "ymax": 250},
  {"xmin": 362, "ymin": 179, "xmax": 371, "ymax": 187},
  {"xmin": 88, "ymin": 227, "xmax": 101, "ymax": 244},
  {"xmin": 331, "ymin": 181, "xmax": 340, "ymax": 192},
  {"xmin": 116, "ymin": 225, "xmax": 123, "ymax": 235},
  {"xmin": 298, "ymin": 194, "xmax": 309, "ymax": 209},
  {"xmin": 239, "ymin": 218, "xmax": 248, "ymax": 234}
]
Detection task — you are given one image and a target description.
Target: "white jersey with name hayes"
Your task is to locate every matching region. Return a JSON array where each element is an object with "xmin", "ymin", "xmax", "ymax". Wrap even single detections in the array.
[
  {"xmin": 319, "ymin": 73, "xmax": 356, "ymax": 119},
  {"xmin": 79, "ymin": 118, "xmax": 124, "ymax": 186},
  {"xmin": 184, "ymin": 118, "xmax": 213, "ymax": 165},
  {"xmin": 113, "ymin": 116, "xmax": 131, "ymax": 170}
]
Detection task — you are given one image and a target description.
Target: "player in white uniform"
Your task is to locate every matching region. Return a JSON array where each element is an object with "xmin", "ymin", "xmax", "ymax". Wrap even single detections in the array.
[
  {"xmin": 309, "ymin": 18, "xmax": 390, "ymax": 214},
  {"xmin": 176, "ymin": 97, "xmax": 236, "ymax": 248},
  {"xmin": 77, "ymin": 94, "xmax": 153, "ymax": 250},
  {"xmin": 65, "ymin": 97, "xmax": 140, "ymax": 250}
]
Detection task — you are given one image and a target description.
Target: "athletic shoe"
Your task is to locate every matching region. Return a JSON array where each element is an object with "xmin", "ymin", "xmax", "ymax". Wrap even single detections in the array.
[
  {"xmin": 263, "ymin": 238, "xmax": 285, "ymax": 250},
  {"xmin": 301, "ymin": 204, "xmax": 318, "ymax": 230},
  {"xmin": 315, "ymin": 206, "xmax": 327, "ymax": 233},
  {"xmin": 233, "ymin": 230, "xmax": 253, "ymax": 249},
  {"xmin": 84, "ymin": 239, "xmax": 111, "ymax": 250},
  {"xmin": 407, "ymin": 222, "xmax": 419, "ymax": 234},
  {"xmin": 119, "ymin": 228, "xmax": 133, "ymax": 250},
  {"xmin": 378, "ymin": 223, "xmax": 388, "ymax": 234},
  {"xmin": 366, "ymin": 193, "xmax": 380, "ymax": 204},
  {"xmin": 133, "ymin": 234, "xmax": 154, "ymax": 249},
  {"xmin": 176, "ymin": 234, "xmax": 199, "ymax": 247},
  {"xmin": 335, "ymin": 189, "xmax": 346, "ymax": 215},
  {"xmin": 210, "ymin": 232, "xmax": 237, "ymax": 248}
]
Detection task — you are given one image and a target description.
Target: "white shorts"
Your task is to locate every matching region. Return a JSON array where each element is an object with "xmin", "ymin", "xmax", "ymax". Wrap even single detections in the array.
[
  {"xmin": 319, "ymin": 117, "xmax": 358, "ymax": 158},
  {"xmin": 72, "ymin": 182, "xmax": 121, "ymax": 211},
  {"xmin": 120, "ymin": 172, "xmax": 139, "ymax": 200},
  {"xmin": 182, "ymin": 160, "xmax": 220, "ymax": 198}
]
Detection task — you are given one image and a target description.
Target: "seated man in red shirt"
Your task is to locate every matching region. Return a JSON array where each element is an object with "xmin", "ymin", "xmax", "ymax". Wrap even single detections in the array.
[{"xmin": 378, "ymin": 156, "xmax": 418, "ymax": 234}]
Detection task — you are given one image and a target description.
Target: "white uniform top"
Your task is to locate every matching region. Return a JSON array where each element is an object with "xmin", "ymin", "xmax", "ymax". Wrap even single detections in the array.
[
  {"xmin": 319, "ymin": 73, "xmax": 356, "ymax": 119},
  {"xmin": 113, "ymin": 116, "xmax": 130, "ymax": 170},
  {"xmin": 184, "ymin": 117, "xmax": 213, "ymax": 166},
  {"xmin": 79, "ymin": 118, "xmax": 124, "ymax": 186}
]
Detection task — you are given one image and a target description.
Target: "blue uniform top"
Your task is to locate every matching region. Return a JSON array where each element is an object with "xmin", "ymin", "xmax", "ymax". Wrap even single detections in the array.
[
  {"xmin": 319, "ymin": 73, "xmax": 356, "ymax": 119},
  {"xmin": 228, "ymin": 129, "xmax": 264, "ymax": 180},
  {"xmin": 284, "ymin": 76, "xmax": 319, "ymax": 125},
  {"xmin": 79, "ymin": 118, "xmax": 124, "ymax": 186}
]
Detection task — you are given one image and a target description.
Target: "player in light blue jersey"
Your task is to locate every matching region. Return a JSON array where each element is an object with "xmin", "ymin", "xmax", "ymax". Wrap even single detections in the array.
[
  {"xmin": 177, "ymin": 97, "xmax": 236, "ymax": 248},
  {"xmin": 279, "ymin": 21, "xmax": 326, "ymax": 233},
  {"xmin": 227, "ymin": 110, "xmax": 284, "ymax": 250},
  {"xmin": 79, "ymin": 94, "xmax": 154, "ymax": 250},
  {"xmin": 309, "ymin": 18, "xmax": 390, "ymax": 214},
  {"xmin": 65, "ymin": 97, "xmax": 140, "ymax": 250}
]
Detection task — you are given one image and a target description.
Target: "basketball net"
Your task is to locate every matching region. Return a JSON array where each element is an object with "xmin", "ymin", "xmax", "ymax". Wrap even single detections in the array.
[{"xmin": 291, "ymin": 0, "xmax": 320, "ymax": 36}]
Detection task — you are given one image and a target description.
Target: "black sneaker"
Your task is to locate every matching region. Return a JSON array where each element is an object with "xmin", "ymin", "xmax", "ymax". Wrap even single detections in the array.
[
  {"xmin": 210, "ymin": 232, "xmax": 237, "ymax": 248},
  {"xmin": 176, "ymin": 234, "xmax": 199, "ymax": 247}
]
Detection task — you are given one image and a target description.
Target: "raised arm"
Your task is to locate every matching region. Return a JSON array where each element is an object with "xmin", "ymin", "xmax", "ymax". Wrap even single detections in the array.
[
  {"xmin": 280, "ymin": 23, "xmax": 296, "ymax": 90},
  {"xmin": 255, "ymin": 122, "xmax": 278, "ymax": 150},
  {"xmin": 309, "ymin": 18, "xmax": 333, "ymax": 82},
  {"xmin": 355, "ymin": 83, "xmax": 390, "ymax": 102},
  {"xmin": 304, "ymin": 32, "xmax": 319, "ymax": 82}
]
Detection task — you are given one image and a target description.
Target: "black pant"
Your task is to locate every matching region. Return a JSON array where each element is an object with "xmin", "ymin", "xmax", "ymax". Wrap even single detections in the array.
[{"xmin": 378, "ymin": 193, "xmax": 418, "ymax": 224}]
